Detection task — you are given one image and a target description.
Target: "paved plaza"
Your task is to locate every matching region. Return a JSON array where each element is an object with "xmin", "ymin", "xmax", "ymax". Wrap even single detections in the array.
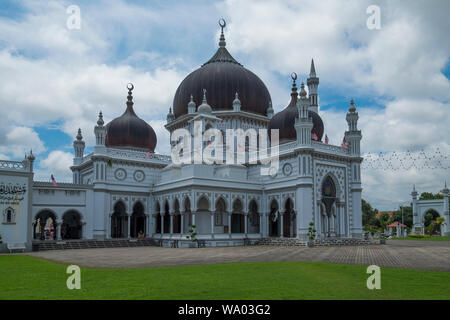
[{"xmin": 25, "ymin": 240, "xmax": 450, "ymax": 272}]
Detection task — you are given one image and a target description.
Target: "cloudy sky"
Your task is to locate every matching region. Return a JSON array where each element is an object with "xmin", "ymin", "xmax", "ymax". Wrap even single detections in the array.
[{"xmin": 0, "ymin": 0, "xmax": 449, "ymax": 210}]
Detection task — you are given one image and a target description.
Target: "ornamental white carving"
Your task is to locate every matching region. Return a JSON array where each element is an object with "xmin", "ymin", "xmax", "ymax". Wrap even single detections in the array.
[
  {"xmin": 133, "ymin": 170, "xmax": 145, "ymax": 182},
  {"xmin": 114, "ymin": 168, "xmax": 127, "ymax": 181}
]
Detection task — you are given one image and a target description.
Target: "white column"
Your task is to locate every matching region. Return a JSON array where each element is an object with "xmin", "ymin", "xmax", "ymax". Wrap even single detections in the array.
[
  {"xmin": 259, "ymin": 214, "xmax": 263, "ymax": 236},
  {"xmin": 244, "ymin": 213, "xmax": 248, "ymax": 235},
  {"xmin": 161, "ymin": 214, "xmax": 164, "ymax": 234},
  {"xmin": 228, "ymin": 213, "xmax": 231, "ymax": 235},
  {"xmin": 280, "ymin": 213, "xmax": 284, "ymax": 238},
  {"xmin": 192, "ymin": 212, "xmax": 196, "ymax": 226},
  {"xmin": 127, "ymin": 214, "xmax": 131, "ymax": 238},
  {"xmin": 210, "ymin": 212, "xmax": 214, "ymax": 236},
  {"xmin": 56, "ymin": 221, "xmax": 62, "ymax": 241},
  {"xmin": 170, "ymin": 214, "xmax": 173, "ymax": 234},
  {"xmin": 107, "ymin": 214, "xmax": 111, "ymax": 239},
  {"xmin": 181, "ymin": 213, "xmax": 184, "ymax": 234}
]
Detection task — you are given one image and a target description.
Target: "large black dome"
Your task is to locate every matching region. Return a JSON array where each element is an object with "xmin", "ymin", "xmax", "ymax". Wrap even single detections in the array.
[
  {"xmin": 172, "ymin": 31, "xmax": 271, "ymax": 118},
  {"xmin": 105, "ymin": 85, "xmax": 157, "ymax": 152},
  {"xmin": 269, "ymin": 83, "xmax": 324, "ymax": 144}
]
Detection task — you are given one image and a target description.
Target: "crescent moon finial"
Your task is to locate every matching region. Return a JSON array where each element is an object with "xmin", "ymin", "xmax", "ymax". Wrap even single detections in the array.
[
  {"xmin": 291, "ymin": 72, "xmax": 297, "ymax": 81},
  {"xmin": 219, "ymin": 18, "xmax": 226, "ymax": 29},
  {"xmin": 127, "ymin": 83, "xmax": 134, "ymax": 91}
]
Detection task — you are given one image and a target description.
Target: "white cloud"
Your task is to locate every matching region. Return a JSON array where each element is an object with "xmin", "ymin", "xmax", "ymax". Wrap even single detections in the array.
[{"xmin": 38, "ymin": 150, "xmax": 73, "ymax": 181}]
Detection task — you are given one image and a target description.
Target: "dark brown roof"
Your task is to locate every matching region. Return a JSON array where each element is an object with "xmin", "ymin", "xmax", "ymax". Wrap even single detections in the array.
[
  {"xmin": 269, "ymin": 86, "xmax": 324, "ymax": 143},
  {"xmin": 172, "ymin": 45, "xmax": 271, "ymax": 118},
  {"xmin": 105, "ymin": 91, "xmax": 157, "ymax": 151}
]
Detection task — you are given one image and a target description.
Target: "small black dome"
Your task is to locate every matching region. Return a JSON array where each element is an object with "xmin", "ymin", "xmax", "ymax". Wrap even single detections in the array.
[
  {"xmin": 106, "ymin": 86, "xmax": 157, "ymax": 151},
  {"xmin": 269, "ymin": 85, "xmax": 324, "ymax": 143},
  {"xmin": 173, "ymin": 36, "xmax": 271, "ymax": 118}
]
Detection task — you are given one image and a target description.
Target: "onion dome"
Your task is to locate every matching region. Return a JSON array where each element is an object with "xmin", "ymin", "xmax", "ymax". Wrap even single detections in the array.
[
  {"xmin": 105, "ymin": 83, "xmax": 157, "ymax": 152},
  {"xmin": 269, "ymin": 74, "xmax": 324, "ymax": 143},
  {"xmin": 172, "ymin": 19, "xmax": 272, "ymax": 118}
]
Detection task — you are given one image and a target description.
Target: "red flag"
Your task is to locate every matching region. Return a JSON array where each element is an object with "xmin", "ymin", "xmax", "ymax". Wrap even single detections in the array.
[
  {"xmin": 325, "ymin": 135, "xmax": 329, "ymax": 144},
  {"xmin": 312, "ymin": 132, "xmax": 318, "ymax": 141},
  {"xmin": 341, "ymin": 137, "xmax": 347, "ymax": 149},
  {"xmin": 146, "ymin": 152, "xmax": 151, "ymax": 158},
  {"xmin": 51, "ymin": 174, "xmax": 57, "ymax": 186},
  {"xmin": 238, "ymin": 144, "xmax": 245, "ymax": 152}
]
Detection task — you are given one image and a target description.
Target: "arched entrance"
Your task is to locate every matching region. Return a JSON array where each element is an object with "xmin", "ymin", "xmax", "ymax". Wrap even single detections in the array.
[
  {"xmin": 130, "ymin": 202, "xmax": 146, "ymax": 238},
  {"xmin": 423, "ymin": 209, "xmax": 441, "ymax": 235},
  {"xmin": 34, "ymin": 210, "xmax": 57, "ymax": 240},
  {"xmin": 61, "ymin": 210, "xmax": 82, "ymax": 239},
  {"xmin": 248, "ymin": 200, "xmax": 260, "ymax": 234},
  {"xmin": 283, "ymin": 198, "xmax": 295, "ymax": 238},
  {"xmin": 155, "ymin": 202, "xmax": 161, "ymax": 234},
  {"xmin": 184, "ymin": 197, "xmax": 192, "ymax": 232},
  {"xmin": 163, "ymin": 201, "xmax": 170, "ymax": 233},
  {"xmin": 268, "ymin": 200, "xmax": 280, "ymax": 237},
  {"xmin": 111, "ymin": 201, "xmax": 127, "ymax": 238},
  {"xmin": 173, "ymin": 199, "xmax": 181, "ymax": 233},
  {"xmin": 321, "ymin": 176, "xmax": 338, "ymax": 237},
  {"xmin": 231, "ymin": 199, "xmax": 245, "ymax": 233}
]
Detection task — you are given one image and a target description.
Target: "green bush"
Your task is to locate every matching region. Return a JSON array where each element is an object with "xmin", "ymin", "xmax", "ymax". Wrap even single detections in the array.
[{"xmin": 408, "ymin": 234, "xmax": 431, "ymax": 239}]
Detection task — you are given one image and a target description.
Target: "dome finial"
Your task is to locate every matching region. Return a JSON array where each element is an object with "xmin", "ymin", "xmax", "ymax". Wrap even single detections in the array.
[
  {"xmin": 290, "ymin": 72, "xmax": 298, "ymax": 93},
  {"xmin": 126, "ymin": 83, "xmax": 134, "ymax": 110},
  {"xmin": 76, "ymin": 128, "xmax": 83, "ymax": 141},
  {"xmin": 97, "ymin": 111, "xmax": 104, "ymax": 126},
  {"xmin": 349, "ymin": 98, "xmax": 356, "ymax": 112},
  {"xmin": 198, "ymin": 89, "xmax": 212, "ymax": 113},
  {"xmin": 299, "ymin": 82, "xmax": 307, "ymax": 97},
  {"xmin": 219, "ymin": 18, "xmax": 226, "ymax": 47}
]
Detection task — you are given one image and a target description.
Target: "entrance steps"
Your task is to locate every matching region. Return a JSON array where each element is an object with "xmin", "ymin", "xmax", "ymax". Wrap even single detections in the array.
[
  {"xmin": 255, "ymin": 237, "xmax": 374, "ymax": 247},
  {"xmin": 32, "ymin": 238, "xmax": 160, "ymax": 251}
]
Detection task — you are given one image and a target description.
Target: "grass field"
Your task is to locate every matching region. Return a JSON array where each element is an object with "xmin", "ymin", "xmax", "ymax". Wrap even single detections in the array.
[
  {"xmin": 393, "ymin": 236, "xmax": 450, "ymax": 241},
  {"xmin": 0, "ymin": 255, "xmax": 449, "ymax": 300}
]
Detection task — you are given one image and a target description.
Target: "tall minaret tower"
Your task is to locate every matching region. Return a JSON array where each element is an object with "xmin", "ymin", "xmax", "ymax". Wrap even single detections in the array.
[
  {"xmin": 73, "ymin": 128, "xmax": 85, "ymax": 164},
  {"xmin": 345, "ymin": 99, "xmax": 363, "ymax": 238},
  {"xmin": 295, "ymin": 82, "xmax": 313, "ymax": 146},
  {"xmin": 307, "ymin": 59, "xmax": 319, "ymax": 113},
  {"xmin": 94, "ymin": 111, "xmax": 106, "ymax": 150}
]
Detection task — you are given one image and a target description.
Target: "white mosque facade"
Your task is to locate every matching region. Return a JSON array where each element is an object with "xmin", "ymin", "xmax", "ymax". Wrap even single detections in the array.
[{"xmin": 0, "ymin": 25, "xmax": 366, "ymax": 252}]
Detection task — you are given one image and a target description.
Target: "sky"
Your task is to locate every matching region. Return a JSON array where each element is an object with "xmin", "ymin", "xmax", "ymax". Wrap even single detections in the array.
[{"xmin": 0, "ymin": 0, "xmax": 449, "ymax": 210}]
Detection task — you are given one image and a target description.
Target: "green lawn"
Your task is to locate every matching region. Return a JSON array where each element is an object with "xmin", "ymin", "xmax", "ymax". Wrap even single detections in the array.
[
  {"xmin": 0, "ymin": 255, "xmax": 449, "ymax": 300},
  {"xmin": 393, "ymin": 236, "xmax": 450, "ymax": 241}
]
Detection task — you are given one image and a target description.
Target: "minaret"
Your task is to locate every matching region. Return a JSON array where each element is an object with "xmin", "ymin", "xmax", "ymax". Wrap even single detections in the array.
[
  {"xmin": 188, "ymin": 94, "xmax": 196, "ymax": 114},
  {"xmin": 345, "ymin": 99, "xmax": 361, "ymax": 156},
  {"xmin": 267, "ymin": 101, "xmax": 274, "ymax": 119},
  {"xmin": 344, "ymin": 99, "xmax": 363, "ymax": 238},
  {"xmin": 411, "ymin": 185, "xmax": 421, "ymax": 234},
  {"xmin": 94, "ymin": 111, "xmax": 106, "ymax": 147},
  {"xmin": 166, "ymin": 107, "xmax": 175, "ymax": 123},
  {"xmin": 73, "ymin": 128, "xmax": 85, "ymax": 165},
  {"xmin": 307, "ymin": 59, "xmax": 319, "ymax": 113},
  {"xmin": 233, "ymin": 92, "xmax": 241, "ymax": 112},
  {"xmin": 295, "ymin": 81, "xmax": 313, "ymax": 146}
]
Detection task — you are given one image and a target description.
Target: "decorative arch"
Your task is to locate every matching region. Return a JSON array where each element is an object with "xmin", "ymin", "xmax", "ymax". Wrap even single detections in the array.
[
  {"xmin": 321, "ymin": 173, "xmax": 341, "ymax": 202},
  {"xmin": 111, "ymin": 201, "xmax": 127, "ymax": 238},
  {"xmin": 34, "ymin": 209, "xmax": 58, "ymax": 240},
  {"xmin": 173, "ymin": 198, "xmax": 181, "ymax": 233},
  {"xmin": 231, "ymin": 198, "xmax": 244, "ymax": 233},
  {"xmin": 3, "ymin": 207, "xmax": 15, "ymax": 224},
  {"xmin": 283, "ymin": 197, "xmax": 295, "ymax": 238},
  {"xmin": 130, "ymin": 201, "xmax": 146, "ymax": 238},
  {"xmin": 215, "ymin": 197, "xmax": 227, "ymax": 226},
  {"xmin": 163, "ymin": 200, "xmax": 170, "ymax": 233},
  {"xmin": 248, "ymin": 199, "xmax": 260, "ymax": 233},
  {"xmin": 61, "ymin": 210, "xmax": 83, "ymax": 240},
  {"xmin": 154, "ymin": 200, "xmax": 161, "ymax": 234},
  {"xmin": 197, "ymin": 196, "xmax": 210, "ymax": 212},
  {"xmin": 268, "ymin": 199, "xmax": 280, "ymax": 237}
]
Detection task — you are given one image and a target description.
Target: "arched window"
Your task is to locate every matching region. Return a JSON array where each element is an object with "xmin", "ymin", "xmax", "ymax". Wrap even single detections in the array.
[
  {"xmin": 4, "ymin": 207, "xmax": 15, "ymax": 223},
  {"xmin": 215, "ymin": 198, "xmax": 226, "ymax": 226}
]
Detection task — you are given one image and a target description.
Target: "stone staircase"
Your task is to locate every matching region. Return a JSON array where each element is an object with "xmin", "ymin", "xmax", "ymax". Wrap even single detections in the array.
[
  {"xmin": 255, "ymin": 237, "xmax": 374, "ymax": 247},
  {"xmin": 32, "ymin": 238, "xmax": 160, "ymax": 251}
]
